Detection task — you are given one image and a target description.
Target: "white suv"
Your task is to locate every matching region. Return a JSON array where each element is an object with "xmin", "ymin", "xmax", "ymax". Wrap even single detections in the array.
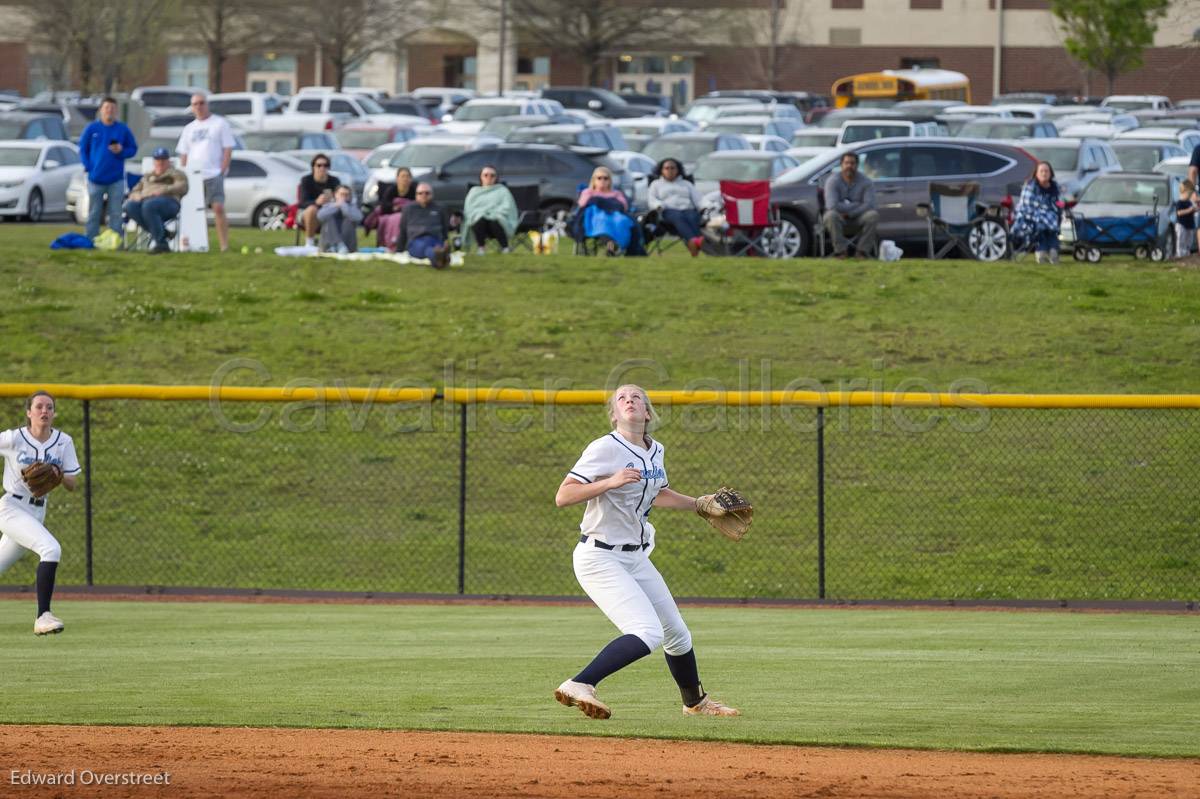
[
  {"xmin": 288, "ymin": 91, "xmax": 429, "ymax": 128},
  {"xmin": 438, "ymin": 98, "xmax": 562, "ymax": 135},
  {"xmin": 1101, "ymin": 95, "xmax": 1173, "ymax": 112},
  {"xmin": 837, "ymin": 119, "xmax": 938, "ymax": 147}
]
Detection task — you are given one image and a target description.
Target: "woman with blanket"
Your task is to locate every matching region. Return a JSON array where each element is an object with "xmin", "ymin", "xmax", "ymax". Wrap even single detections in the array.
[
  {"xmin": 463, "ymin": 165, "xmax": 518, "ymax": 254},
  {"xmin": 1012, "ymin": 161, "xmax": 1062, "ymax": 264},
  {"xmin": 575, "ymin": 166, "xmax": 640, "ymax": 255}
]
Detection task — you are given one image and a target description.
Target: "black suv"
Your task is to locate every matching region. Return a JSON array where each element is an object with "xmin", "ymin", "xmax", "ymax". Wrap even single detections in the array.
[
  {"xmin": 540, "ymin": 87, "xmax": 662, "ymax": 119},
  {"xmin": 423, "ymin": 144, "xmax": 633, "ymax": 225}
]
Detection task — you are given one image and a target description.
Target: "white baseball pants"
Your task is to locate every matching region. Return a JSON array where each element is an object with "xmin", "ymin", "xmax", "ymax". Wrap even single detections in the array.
[
  {"xmin": 0, "ymin": 496, "xmax": 62, "ymax": 573},
  {"xmin": 573, "ymin": 542, "xmax": 692, "ymax": 655}
]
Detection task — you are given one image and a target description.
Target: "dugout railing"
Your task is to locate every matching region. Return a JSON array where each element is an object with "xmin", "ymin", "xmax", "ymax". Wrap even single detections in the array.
[{"xmin": 0, "ymin": 384, "xmax": 1197, "ymax": 604}]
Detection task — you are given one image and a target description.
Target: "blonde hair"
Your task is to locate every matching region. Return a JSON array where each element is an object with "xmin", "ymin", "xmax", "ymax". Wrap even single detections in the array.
[
  {"xmin": 607, "ymin": 384, "xmax": 659, "ymax": 432},
  {"xmin": 589, "ymin": 166, "xmax": 614, "ymax": 192}
]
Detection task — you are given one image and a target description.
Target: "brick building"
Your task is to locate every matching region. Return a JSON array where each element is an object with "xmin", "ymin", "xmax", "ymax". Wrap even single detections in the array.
[{"xmin": 1, "ymin": 0, "xmax": 1198, "ymax": 103}]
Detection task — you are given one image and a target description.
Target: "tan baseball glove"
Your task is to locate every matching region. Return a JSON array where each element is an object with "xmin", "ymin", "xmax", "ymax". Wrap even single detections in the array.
[
  {"xmin": 21, "ymin": 462, "xmax": 63, "ymax": 498},
  {"xmin": 696, "ymin": 487, "xmax": 753, "ymax": 541}
]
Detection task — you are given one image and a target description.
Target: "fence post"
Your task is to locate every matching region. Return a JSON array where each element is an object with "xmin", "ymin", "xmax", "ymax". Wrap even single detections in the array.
[
  {"xmin": 816, "ymin": 406, "xmax": 825, "ymax": 600},
  {"xmin": 83, "ymin": 399, "xmax": 94, "ymax": 587},
  {"xmin": 457, "ymin": 402, "xmax": 467, "ymax": 595}
]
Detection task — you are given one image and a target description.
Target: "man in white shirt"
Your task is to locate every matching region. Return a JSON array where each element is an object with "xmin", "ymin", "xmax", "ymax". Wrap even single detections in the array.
[{"xmin": 177, "ymin": 93, "xmax": 236, "ymax": 252}]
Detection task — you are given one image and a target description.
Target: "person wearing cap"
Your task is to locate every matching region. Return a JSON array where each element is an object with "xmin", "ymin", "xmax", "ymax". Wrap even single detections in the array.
[{"xmin": 124, "ymin": 148, "xmax": 189, "ymax": 254}]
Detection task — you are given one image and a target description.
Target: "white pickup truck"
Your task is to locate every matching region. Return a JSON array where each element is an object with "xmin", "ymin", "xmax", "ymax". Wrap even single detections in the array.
[
  {"xmin": 208, "ymin": 92, "xmax": 347, "ymax": 133},
  {"xmin": 287, "ymin": 91, "xmax": 430, "ymax": 129}
]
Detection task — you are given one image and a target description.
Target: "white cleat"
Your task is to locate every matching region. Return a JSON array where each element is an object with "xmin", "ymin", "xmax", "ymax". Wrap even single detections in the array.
[
  {"xmin": 554, "ymin": 679, "xmax": 612, "ymax": 720},
  {"xmin": 683, "ymin": 695, "xmax": 739, "ymax": 716},
  {"xmin": 34, "ymin": 611, "xmax": 64, "ymax": 636}
]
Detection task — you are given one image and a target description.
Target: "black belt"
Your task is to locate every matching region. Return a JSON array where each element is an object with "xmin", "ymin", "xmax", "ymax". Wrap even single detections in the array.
[
  {"xmin": 579, "ymin": 534, "xmax": 647, "ymax": 552},
  {"xmin": 10, "ymin": 494, "xmax": 45, "ymax": 507}
]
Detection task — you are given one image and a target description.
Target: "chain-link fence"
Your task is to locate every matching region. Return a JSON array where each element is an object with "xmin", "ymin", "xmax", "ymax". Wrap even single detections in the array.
[{"xmin": 1, "ymin": 391, "xmax": 1196, "ymax": 601}]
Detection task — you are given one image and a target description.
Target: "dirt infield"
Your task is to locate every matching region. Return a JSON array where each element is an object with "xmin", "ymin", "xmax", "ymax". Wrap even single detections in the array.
[{"xmin": 2, "ymin": 725, "xmax": 1197, "ymax": 799}]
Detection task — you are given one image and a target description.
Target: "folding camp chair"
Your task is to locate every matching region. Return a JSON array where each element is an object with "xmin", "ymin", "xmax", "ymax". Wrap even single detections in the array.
[
  {"xmin": 916, "ymin": 182, "xmax": 1009, "ymax": 261},
  {"xmin": 506, "ymin": 184, "xmax": 542, "ymax": 252},
  {"xmin": 720, "ymin": 180, "xmax": 782, "ymax": 258},
  {"xmin": 815, "ymin": 186, "xmax": 872, "ymax": 258}
]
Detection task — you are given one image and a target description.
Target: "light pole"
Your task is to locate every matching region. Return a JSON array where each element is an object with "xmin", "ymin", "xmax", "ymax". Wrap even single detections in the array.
[{"xmin": 498, "ymin": 0, "xmax": 507, "ymax": 94}]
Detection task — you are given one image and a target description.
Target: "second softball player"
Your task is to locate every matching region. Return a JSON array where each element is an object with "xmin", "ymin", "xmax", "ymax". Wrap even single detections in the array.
[
  {"xmin": 0, "ymin": 391, "xmax": 81, "ymax": 635},
  {"xmin": 553, "ymin": 384, "xmax": 738, "ymax": 719}
]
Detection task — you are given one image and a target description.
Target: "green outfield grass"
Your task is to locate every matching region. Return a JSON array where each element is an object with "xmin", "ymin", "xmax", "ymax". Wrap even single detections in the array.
[
  {"xmin": 1, "ymin": 599, "xmax": 1196, "ymax": 757},
  {"xmin": 5, "ymin": 223, "xmax": 1200, "ymax": 392},
  {"xmin": 2, "ymin": 223, "xmax": 1199, "ymax": 600}
]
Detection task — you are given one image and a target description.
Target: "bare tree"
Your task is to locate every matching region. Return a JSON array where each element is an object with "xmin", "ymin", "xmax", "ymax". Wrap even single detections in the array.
[
  {"xmin": 18, "ymin": 0, "xmax": 175, "ymax": 93},
  {"xmin": 725, "ymin": 0, "xmax": 795, "ymax": 90},
  {"xmin": 501, "ymin": 0, "xmax": 716, "ymax": 86},
  {"xmin": 292, "ymin": 0, "xmax": 419, "ymax": 90},
  {"xmin": 186, "ymin": 0, "xmax": 291, "ymax": 92}
]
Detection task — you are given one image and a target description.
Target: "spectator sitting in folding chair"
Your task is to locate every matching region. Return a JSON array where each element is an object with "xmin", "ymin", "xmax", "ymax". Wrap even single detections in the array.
[
  {"xmin": 372, "ymin": 166, "xmax": 416, "ymax": 252},
  {"xmin": 463, "ymin": 165, "xmax": 518, "ymax": 255},
  {"xmin": 823, "ymin": 152, "xmax": 879, "ymax": 259},
  {"xmin": 123, "ymin": 147, "xmax": 188, "ymax": 254},
  {"xmin": 575, "ymin": 166, "xmax": 644, "ymax": 256},
  {"xmin": 647, "ymin": 158, "xmax": 705, "ymax": 257}
]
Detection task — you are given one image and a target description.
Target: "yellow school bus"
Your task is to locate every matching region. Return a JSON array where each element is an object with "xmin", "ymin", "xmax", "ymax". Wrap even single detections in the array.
[{"xmin": 831, "ymin": 69, "xmax": 971, "ymax": 108}]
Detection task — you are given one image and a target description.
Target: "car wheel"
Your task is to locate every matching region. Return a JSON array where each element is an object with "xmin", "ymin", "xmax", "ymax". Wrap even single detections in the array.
[
  {"xmin": 254, "ymin": 200, "xmax": 288, "ymax": 231},
  {"xmin": 26, "ymin": 189, "xmax": 44, "ymax": 223},
  {"xmin": 968, "ymin": 219, "xmax": 1008, "ymax": 261},
  {"xmin": 773, "ymin": 214, "xmax": 810, "ymax": 258},
  {"xmin": 540, "ymin": 202, "xmax": 571, "ymax": 234}
]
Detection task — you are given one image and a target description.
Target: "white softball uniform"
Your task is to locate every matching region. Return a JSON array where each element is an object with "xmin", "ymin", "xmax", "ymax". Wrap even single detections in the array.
[
  {"xmin": 0, "ymin": 428, "xmax": 80, "ymax": 572},
  {"xmin": 567, "ymin": 432, "xmax": 692, "ymax": 655}
]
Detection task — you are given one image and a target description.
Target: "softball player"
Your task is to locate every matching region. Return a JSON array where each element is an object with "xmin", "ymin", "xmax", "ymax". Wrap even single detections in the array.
[
  {"xmin": 0, "ymin": 391, "xmax": 81, "ymax": 635},
  {"xmin": 553, "ymin": 384, "xmax": 738, "ymax": 719}
]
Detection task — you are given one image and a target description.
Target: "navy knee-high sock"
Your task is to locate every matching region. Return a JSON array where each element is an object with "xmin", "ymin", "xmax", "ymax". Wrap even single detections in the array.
[
  {"xmin": 665, "ymin": 648, "xmax": 705, "ymax": 707},
  {"xmin": 573, "ymin": 634, "xmax": 652, "ymax": 686},
  {"xmin": 36, "ymin": 561, "xmax": 58, "ymax": 616}
]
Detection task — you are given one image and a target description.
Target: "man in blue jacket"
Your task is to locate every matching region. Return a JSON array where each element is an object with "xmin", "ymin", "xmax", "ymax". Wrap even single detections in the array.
[{"xmin": 78, "ymin": 97, "xmax": 138, "ymax": 240}]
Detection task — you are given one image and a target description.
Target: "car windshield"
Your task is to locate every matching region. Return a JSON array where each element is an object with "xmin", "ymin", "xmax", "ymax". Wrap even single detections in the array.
[
  {"xmin": 1080, "ymin": 178, "xmax": 1168, "ymax": 205},
  {"xmin": 482, "ymin": 118, "xmax": 541, "ymax": 136},
  {"xmin": 840, "ymin": 124, "xmax": 910, "ymax": 143},
  {"xmin": 387, "ymin": 143, "xmax": 467, "ymax": 167},
  {"xmin": 242, "ymin": 133, "xmax": 303, "ymax": 152},
  {"xmin": 356, "ymin": 96, "xmax": 385, "ymax": 114},
  {"xmin": 0, "ymin": 121, "xmax": 26, "ymax": 139},
  {"xmin": 1022, "ymin": 145, "xmax": 1079, "ymax": 171},
  {"xmin": 1112, "ymin": 147, "xmax": 1164, "ymax": 171},
  {"xmin": 268, "ymin": 155, "xmax": 307, "ymax": 172},
  {"xmin": 706, "ymin": 123, "xmax": 762, "ymax": 135},
  {"xmin": 683, "ymin": 105, "xmax": 722, "ymax": 123},
  {"xmin": 958, "ymin": 122, "xmax": 1029, "ymax": 139},
  {"xmin": 365, "ymin": 147, "xmax": 403, "ymax": 167},
  {"xmin": 642, "ymin": 139, "xmax": 717, "ymax": 163},
  {"xmin": 617, "ymin": 124, "xmax": 664, "ymax": 136},
  {"xmin": 337, "ymin": 130, "xmax": 392, "ymax": 149},
  {"xmin": 1104, "ymin": 100, "xmax": 1154, "ymax": 111},
  {"xmin": 693, "ymin": 158, "xmax": 772, "ymax": 181},
  {"xmin": 507, "ymin": 129, "xmax": 578, "ymax": 146},
  {"xmin": 454, "ymin": 104, "xmax": 519, "ymax": 122},
  {"xmin": 0, "ymin": 147, "xmax": 39, "ymax": 167},
  {"xmin": 792, "ymin": 132, "xmax": 836, "ymax": 147}
]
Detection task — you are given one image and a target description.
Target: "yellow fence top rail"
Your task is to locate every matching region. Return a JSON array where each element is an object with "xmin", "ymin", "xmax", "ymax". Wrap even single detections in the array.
[{"xmin": 3, "ymin": 384, "xmax": 1200, "ymax": 409}]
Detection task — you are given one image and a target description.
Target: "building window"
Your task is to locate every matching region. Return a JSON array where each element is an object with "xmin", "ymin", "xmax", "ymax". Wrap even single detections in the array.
[
  {"xmin": 248, "ymin": 54, "xmax": 296, "ymax": 73},
  {"xmin": 829, "ymin": 28, "xmax": 861, "ymax": 46},
  {"xmin": 900, "ymin": 57, "xmax": 940, "ymax": 69},
  {"xmin": 831, "ymin": 0, "xmax": 863, "ymax": 7},
  {"xmin": 910, "ymin": 0, "xmax": 942, "ymax": 8},
  {"xmin": 167, "ymin": 54, "xmax": 209, "ymax": 89}
]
